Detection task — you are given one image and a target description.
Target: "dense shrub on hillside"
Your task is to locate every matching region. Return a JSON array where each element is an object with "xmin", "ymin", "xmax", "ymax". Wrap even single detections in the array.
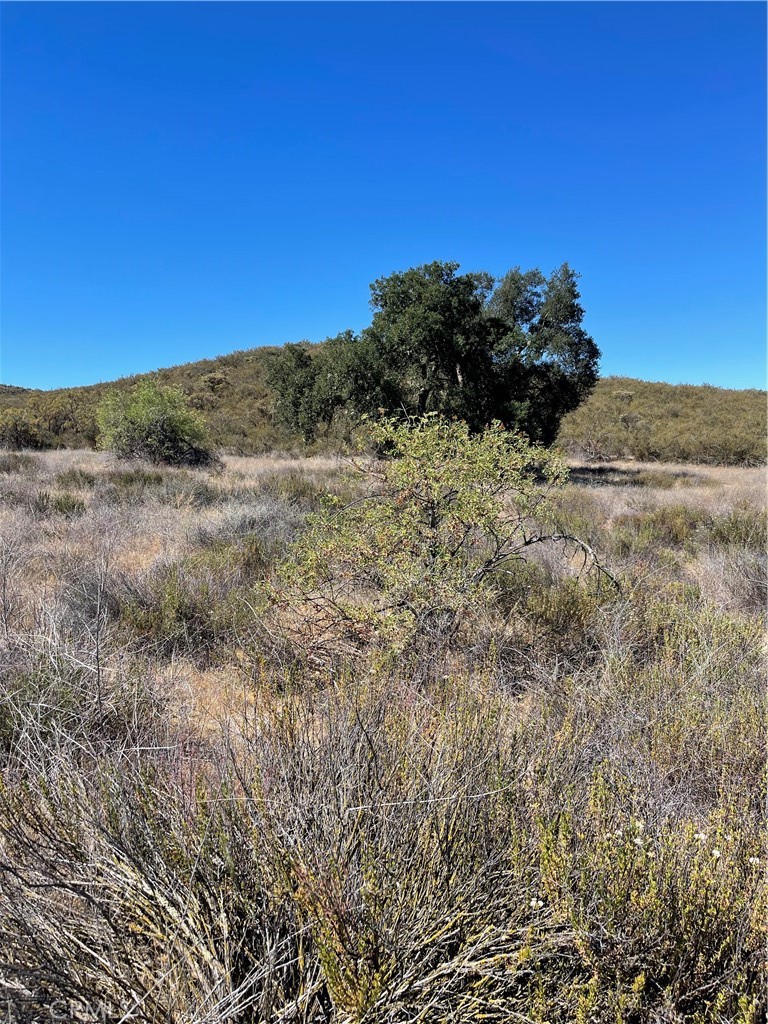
[
  {"xmin": 558, "ymin": 377, "xmax": 767, "ymax": 465},
  {"xmin": 0, "ymin": 392, "xmax": 97, "ymax": 450},
  {"xmin": 0, "ymin": 408, "xmax": 45, "ymax": 450},
  {"xmin": 97, "ymin": 380, "xmax": 219, "ymax": 466}
]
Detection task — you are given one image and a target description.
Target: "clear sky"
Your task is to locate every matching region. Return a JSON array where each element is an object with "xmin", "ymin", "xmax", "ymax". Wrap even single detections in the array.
[{"xmin": 1, "ymin": 1, "xmax": 765, "ymax": 391}]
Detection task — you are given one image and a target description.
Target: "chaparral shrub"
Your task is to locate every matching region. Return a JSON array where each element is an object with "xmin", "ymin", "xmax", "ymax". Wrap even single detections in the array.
[
  {"xmin": 266, "ymin": 416, "xmax": 613, "ymax": 661},
  {"xmin": 96, "ymin": 380, "xmax": 218, "ymax": 467}
]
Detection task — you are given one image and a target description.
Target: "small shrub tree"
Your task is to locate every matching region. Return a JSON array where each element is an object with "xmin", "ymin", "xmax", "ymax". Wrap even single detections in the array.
[
  {"xmin": 0, "ymin": 408, "xmax": 45, "ymax": 450},
  {"xmin": 97, "ymin": 380, "xmax": 218, "ymax": 466},
  {"xmin": 266, "ymin": 416, "xmax": 614, "ymax": 660}
]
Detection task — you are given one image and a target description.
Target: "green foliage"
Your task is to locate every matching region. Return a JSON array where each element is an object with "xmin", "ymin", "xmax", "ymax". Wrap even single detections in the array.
[
  {"xmin": 96, "ymin": 380, "xmax": 218, "ymax": 466},
  {"xmin": 267, "ymin": 417, "xmax": 586, "ymax": 656},
  {"xmin": 0, "ymin": 408, "xmax": 45, "ymax": 450},
  {"xmin": 266, "ymin": 343, "xmax": 326, "ymax": 442},
  {"xmin": 2, "ymin": 347, "xmax": 763, "ymax": 466},
  {"xmin": 267, "ymin": 338, "xmax": 365, "ymax": 444},
  {"xmin": 0, "ymin": 392, "xmax": 97, "ymax": 450},
  {"xmin": 559, "ymin": 377, "xmax": 767, "ymax": 465},
  {"xmin": 269, "ymin": 260, "xmax": 599, "ymax": 444}
]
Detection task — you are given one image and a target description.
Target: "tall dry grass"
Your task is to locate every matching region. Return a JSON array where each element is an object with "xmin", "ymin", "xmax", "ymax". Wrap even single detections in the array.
[{"xmin": 0, "ymin": 450, "xmax": 764, "ymax": 1022}]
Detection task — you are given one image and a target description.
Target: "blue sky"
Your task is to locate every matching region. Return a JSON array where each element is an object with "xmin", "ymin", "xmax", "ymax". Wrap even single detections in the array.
[{"xmin": 1, "ymin": 1, "xmax": 765, "ymax": 390}]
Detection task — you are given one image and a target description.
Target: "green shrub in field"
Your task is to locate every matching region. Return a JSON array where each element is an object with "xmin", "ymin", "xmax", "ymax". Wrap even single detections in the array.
[
  {"xmin": 707, "ymin": 502, "xmax": 767, "ymax": 550},
  {"xmin": 31, "ymin": 490, "xmax": 86, "ymax": 518},
  {"xmin": 260, "ymin": 469, "xmax": 336, "ymax": 509},
  {"xmin": 120, "ymin": 564, "xmax": 227, "ymax": 658},
  {"xmin": 120, "ymin": 538, "xmax": 275, "ymax": 661},
  {"xmin": 96, "ymin": 466, "xmax": 166, "ymax": 505},
  {"xmin": 607, "ymin": 502, "xmax": 767, "ymax": 562},
  {"xmin": 534, "ymin": 780, "xmax": 765, "ymax": 1022},
  {"xmin": 610, "ymin": 505, "xmax": 706, "ymax": 557},
  {"xmin": 526, "ymin": 574, "xmax": 606, "ymax": 646},
  {"xmin": 55, "ymin": 467, "xmax": 96, "ymax": 489},
  {"xmin": 105, "ymin": 467, "xmax": 165, "ymax": 488},
  {"xmin": 97, "ymin": 380, "xmax": 218, "ymax": 467},
  {"xmin": 266, "ymin": 417, "xmax": 614, "ymax": 659},
  {"xmin": 156, "ymin": 470, "xmax": 221, "ymax": 509},
  {"xmin": 550, "ymin": 487, "xmax": 606, "ymax": 547}
]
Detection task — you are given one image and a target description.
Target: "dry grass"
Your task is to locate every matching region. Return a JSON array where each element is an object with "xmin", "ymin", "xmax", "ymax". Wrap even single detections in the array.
[
  {"xmin": 566, "ymin": 458, "xmax": 766, "ymax": 515},
  {"xmin": 0, "ymin": 448, "xmax": 764, "ymax": 1022}
]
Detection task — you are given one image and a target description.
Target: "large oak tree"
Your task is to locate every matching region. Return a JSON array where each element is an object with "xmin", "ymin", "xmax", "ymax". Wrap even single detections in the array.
[{"xmin": 270, "ymin": 260, "xmax": 599, "ymax": 443}]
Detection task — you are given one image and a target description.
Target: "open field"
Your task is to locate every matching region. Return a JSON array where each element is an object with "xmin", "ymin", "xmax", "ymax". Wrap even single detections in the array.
[{"xmin": 0, "ymin": 449, "xmax": 765, "ymax": 1021}]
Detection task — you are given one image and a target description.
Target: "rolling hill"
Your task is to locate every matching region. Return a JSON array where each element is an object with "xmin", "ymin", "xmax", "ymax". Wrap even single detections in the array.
[{"xmin": 1, "ymin": 348, "xmax": 765, "ymax": 464}]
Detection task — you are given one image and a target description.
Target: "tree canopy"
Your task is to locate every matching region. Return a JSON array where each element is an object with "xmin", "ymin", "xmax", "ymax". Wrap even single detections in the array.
[{"xmin": 269, "ymin": 260, "xmax": 600, "ymax": 443}]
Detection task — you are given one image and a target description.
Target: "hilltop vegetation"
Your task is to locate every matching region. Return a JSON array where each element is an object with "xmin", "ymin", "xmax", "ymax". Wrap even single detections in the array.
[
  {"xmin": 1, "ymin": 358, "xmax": 765, "ymax": 466},
  {"xmin": 559, "ymin": 377, "xmax": 767, "ymax": 466},
  {"xmin": 0, "ymin": 345, "xmax": 286, "ymax": 453}
]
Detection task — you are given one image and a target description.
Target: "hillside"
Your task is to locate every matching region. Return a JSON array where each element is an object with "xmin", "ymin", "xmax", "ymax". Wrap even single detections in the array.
[
  {"xmin": 558, "ymin": 376, "xmax": 767, "ymax": 465},
  {"xmin": 0, "ymin": 346, "xmax": 289, "ymax": 453},
  {"xmin": 1, "ymin": 350, "xmax": 765, "ymax": 464}
]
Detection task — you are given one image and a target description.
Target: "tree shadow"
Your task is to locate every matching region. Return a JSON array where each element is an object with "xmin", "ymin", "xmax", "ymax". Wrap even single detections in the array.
[
  {"xmin": 567, "ymin": 466, "xmax": 647, "ymax": 487},
  {"xmin": 568, "ymin": 465, "xmax": 707, "ymax": 488}
]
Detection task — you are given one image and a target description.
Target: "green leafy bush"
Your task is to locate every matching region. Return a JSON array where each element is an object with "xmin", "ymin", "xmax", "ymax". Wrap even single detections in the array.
[
  {"xmin": 96, "ymin": 380, "xmax": 218, "ymax": 467},
  {"xmin": 266, "ymin": 417, "xmax": 612, "ymax": 659}
]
